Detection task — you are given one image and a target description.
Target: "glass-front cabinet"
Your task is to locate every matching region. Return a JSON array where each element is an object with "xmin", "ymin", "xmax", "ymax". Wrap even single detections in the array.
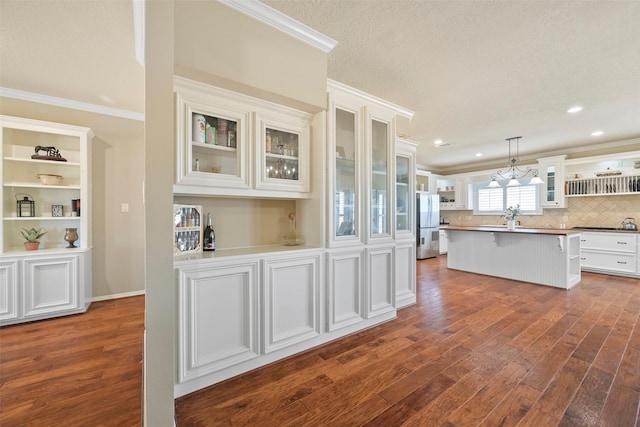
[
  {"xmin": 255, "ymin": 112, "xmax": 309, "ymax": 193},
  {"xmin": 334, "ymin": 108, "xmax": 358, "ymax": 241},
  {"xmin": 395, "ymin": 138, "xmax": 417, "ymax": 235},
  {"xmin": 328, "ymin": 90, "xmax": 362, "ymax": 248},
  {"xmin": 538, "ymin": 155, "xmax": 566, "ymax": 208},
  {"xmin": 174, "ymin": 81, "xmax": 250, "ymax": 190},
  {"xmin": 174, "ymin": 76, "xmax": 311, "ymax": 197},
  {"xmin": 366, "ymin": 108, "xmax": 394, "ymax": 244}
]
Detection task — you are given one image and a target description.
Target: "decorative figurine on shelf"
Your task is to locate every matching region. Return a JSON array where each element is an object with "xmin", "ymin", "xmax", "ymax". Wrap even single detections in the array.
[
  {"xmin": 31, "ymin": 145, "xmax": 67, "ymax": 162},
  {"xmin": 21, "ymin": 227, "xmax": 46, "ymax": 251},
  {"xmin": 64, "ymin": 228, "xmax": 79, "ymax": 248}
]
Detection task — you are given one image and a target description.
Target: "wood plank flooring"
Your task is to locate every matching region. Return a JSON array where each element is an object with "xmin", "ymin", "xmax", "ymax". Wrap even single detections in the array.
[
  {"xmin": 0, "ymin": 296, "xmax": 144, "ymax": 427},
  {"xmin": 1, "ymin": 257, "xmax": 639, "ymax": 426},
  {"xmin": 176, "ymin": 257, "xmax": 640, "ymax": 426}
]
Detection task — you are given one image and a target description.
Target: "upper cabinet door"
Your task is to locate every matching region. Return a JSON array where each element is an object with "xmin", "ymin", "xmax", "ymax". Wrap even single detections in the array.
[
  {"xmin": 395, "ymin": 138, "xmax": 417, "ymax": 237},
  {"xmin": 327, "ymin": 91, "xmax": 363, "ymax": 248},
  {"xmin": 175, "ymin": 88, "xmax": 251, "ymax": 190},
  {"xmin": 254, "ymin": 111, "xmax": 310, "ymax": 193},
  {"xmin": 365, "ymin": 106, "xmax": 395, "ymax": 244},
  {"xmin": 538, "ymin": 155, "xmax": 566, "ymax": 208}
]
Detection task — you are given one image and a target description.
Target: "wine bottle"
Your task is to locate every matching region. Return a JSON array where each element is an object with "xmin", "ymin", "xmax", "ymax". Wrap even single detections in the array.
[{"xmin": 204, "ymin": 213, "xmax": 216, "ymax": 251}]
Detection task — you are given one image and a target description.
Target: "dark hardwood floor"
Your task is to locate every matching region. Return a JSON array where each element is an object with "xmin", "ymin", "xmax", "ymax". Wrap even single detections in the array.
[
  {"xmin": 0, "ymin": 296, "xmax": 144, "ymax": 427},
  {"xmin": 176, "ymin": 257, "xmax": 640, "ymax": 426},
  {"xmin": 1, "ymin": 257, "xmax": 639, "ymax": 426}
]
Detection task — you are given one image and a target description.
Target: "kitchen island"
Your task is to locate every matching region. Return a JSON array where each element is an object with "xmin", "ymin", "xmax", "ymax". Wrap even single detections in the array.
[{"xmin": 441, "ymin": 226, "xmax": 582, "ymax": 289}]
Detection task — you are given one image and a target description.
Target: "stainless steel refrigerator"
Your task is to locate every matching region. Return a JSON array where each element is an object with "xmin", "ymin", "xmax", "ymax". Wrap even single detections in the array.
[{"xmin": 416, "ymin": 192, "xmax": 440, "ymax": 259}]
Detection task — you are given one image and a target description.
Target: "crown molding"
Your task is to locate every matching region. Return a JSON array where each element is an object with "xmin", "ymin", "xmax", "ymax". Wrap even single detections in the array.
[
  {"xmin": 328, "ymin": 79, "xmax": 414, "ymax": 120},
  {"xmin": 0, "ymin": 87, "xmax": 145, "ymax": 121},
  {"xmin": 218, "ymin": 0, "xmax": 337, "ymax": 53}
]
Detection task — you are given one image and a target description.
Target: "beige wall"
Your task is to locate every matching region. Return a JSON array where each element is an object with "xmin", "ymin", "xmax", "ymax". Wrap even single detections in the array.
[
  {"xmin": 174, "ymin": 1, "xmax": 327, "ymax": 113},
  {"xmin": 442, "ymin": 195, "xmax": 640, "ymax": 229}
]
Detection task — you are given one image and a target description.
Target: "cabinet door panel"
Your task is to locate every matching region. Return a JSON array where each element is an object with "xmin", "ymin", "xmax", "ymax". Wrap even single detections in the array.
[
  {"xmin": 263, "ymin": 255, "xmax": 320, "ymax": 353},
  {"xmin": 0, "ymin": 260, "xmax": 19, "ymax": 322},
  {"xmin": 366, "ymin": 246, "xmax": 395, "ymax": 318},
  {"xmin": 177, "ymin": 261, "xmax": 259, "ymax": 383},
  {"xmin": 327, "ymin": 250, "xmax": 364, "ymax": 331},
  {"xmin": 23, "ymin": 256, "xmax": 78, "ymax": 318},
  {"xmin": 395, "ymin": 242, "xmax": 416, "ymax": 308}
]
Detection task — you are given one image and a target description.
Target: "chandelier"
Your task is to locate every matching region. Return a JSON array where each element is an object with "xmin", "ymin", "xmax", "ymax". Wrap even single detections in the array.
[{"xmin": 488, "ymin": 136, "xmax": 543, "ymax": 187}]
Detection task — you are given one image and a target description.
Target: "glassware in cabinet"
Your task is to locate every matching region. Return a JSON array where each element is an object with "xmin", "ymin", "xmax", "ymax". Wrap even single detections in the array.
[
  {"xmin": 173, "ymin": 204, "xmax": 202, "ymax": 256},
  {"xmin": 255, "ymin": 112, "xmax": 310, "ymax": 193},
  {"xmin": 369, "ymin": 118, "xmax": 390, "ymax": 237}
]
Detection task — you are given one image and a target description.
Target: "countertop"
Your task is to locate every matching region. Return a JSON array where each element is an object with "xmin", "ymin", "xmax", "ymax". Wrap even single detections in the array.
[{"xmin": 440, "ymin": 225, "xmax": 581, "ymax": 236}]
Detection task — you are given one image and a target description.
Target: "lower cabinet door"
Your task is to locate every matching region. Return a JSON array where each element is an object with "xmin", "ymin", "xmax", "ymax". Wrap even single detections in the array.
[
  {"xmin": 327, "ymin": 249, "xmax": 365, "ymax": 332},
  {"xmin": 177, "ymin": 260, "xmax": 260, "ymax": 383},
  {"xmin": 263, "ymin": 254, "xmax": 321, "ymax": 353},
  {"xmin": 366, "ymin": 245, "xmax": 395, "ymax": 318},
  {"xmin": 0, "ymin": 260, "xmax": 19, "ymax": 322},
  {"xmin": 23, "ymin": 255, "xmax": 78, "ymax": 319},
  {"xmin": 395, "ymin": 241, "xmax": 416, "ymax": 308}
]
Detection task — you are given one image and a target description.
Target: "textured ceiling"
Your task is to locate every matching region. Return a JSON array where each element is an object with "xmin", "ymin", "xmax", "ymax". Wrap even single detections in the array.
[
  {"xmin": 1, "ymin": 1, "xmax": 638, "ymax": 174},
  {"xmin": 263, "ymin": 0, "xmax": 640, "ymax": 172}
]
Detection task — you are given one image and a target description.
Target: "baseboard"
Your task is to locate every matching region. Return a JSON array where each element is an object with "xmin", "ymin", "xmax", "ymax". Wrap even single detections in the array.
[{"xmin": 92, "ymin": 289, "xmax": 145, "ymax": 302}]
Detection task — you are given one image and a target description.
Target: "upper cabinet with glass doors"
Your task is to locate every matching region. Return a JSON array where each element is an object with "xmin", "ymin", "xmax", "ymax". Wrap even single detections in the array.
[
  {"xmin": 174, "ymin": 76, "xmax": 311, "ymax": 198},
  {"xmin": 395, "ymin": 138, "xmax": 417, "ymax": 236},
  {"xmin": 366, "ymin": 108, "xmax": 395, "ymax": 244},
  {"xmin": 174, "ymin": 77, "xmax": 250, "ymax": 190},
  {"xmin": 327, "ymin": 80, "xmax": 412, "ymax": 247},
  {"xmin": 255, "ymin": 110, "xmax": 310, "ymax": 193}
]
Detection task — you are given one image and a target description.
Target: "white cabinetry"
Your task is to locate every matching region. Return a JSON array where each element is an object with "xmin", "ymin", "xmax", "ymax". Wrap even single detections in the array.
[
  {"xmin": 580, "ymin": 232, "xmax": 638, "ymax": 277},
  {"xmin": 1, "ymin": 116, "xmax": 92, "ymax": 326},
  {"xmin": 176, "ymin": 259, "xmax": 260, "ymax": 383},
  {"xmin": 437, "ymin": 176, "xmax": 471, "ymax": 210},
  {"xmin": 395, "ymin": 138, "xmax": 417, "ymax": 308},
  {"xmin": 0, "ymin": 259, "xmax": 19, "ymax": 322},
  {"xmin": 326, "ymin": 248, "xmax": 364, "ymax": 331},
  {"xmin": 262, "ymin": 253, "xmax": 320, "ymax": 353},
  {"xmin": 537, "ymin": 155, "xmax": 566, "ymax": 208},
  {"xmin": 439, "ymin": 229, "xmax": 448, "ymax": 254},
  {"xmin": 327, "ymin": 80, "xmax": 413, "ymax": 325},
  {"xmin": 174, "ymin": 76, "xmax": 312, "ymax": 198}
]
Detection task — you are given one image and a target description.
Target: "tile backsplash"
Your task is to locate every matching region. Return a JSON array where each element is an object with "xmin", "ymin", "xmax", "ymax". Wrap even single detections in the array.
[{"xmin": 443, "ymin": 195, "xmax": 640, "ymax": 229}]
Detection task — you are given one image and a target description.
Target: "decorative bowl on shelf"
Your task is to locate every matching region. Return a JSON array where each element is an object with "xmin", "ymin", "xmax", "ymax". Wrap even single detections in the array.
[{"xmin": 36, "ymin": 174, "xmax": 63, "ymax": 185}]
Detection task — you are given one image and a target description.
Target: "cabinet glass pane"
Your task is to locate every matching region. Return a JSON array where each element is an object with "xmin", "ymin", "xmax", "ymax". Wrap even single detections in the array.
[
  {"xmin": 265, "ymin": 128, "xmax": 299, "ymax": 182},
  {"xmin": 335, "ymin": 109, "xmax": 356, "ymax": 237},
  {"xmin": 371, "ymin": 119, "xmax": 388, "ymax": 235},
  {"xmin": 396, "ymin": 156, "xmax": 409, "ymax": 231},
  {"xmin": 546, "ymin": 165, "xmax": 556, "ymax": 202},
  {"xmin": 191, "ymin": 112, "xmax": 238, "ymax": 176}
]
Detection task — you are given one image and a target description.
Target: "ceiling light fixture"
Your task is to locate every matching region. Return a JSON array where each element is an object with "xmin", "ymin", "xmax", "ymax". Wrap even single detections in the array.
[
  {"xmin": 567, "ymin": 106, "xmax": 583, "ymax": 114},
  {"xmin": 591, "ymin": 130, "xmax": 604, "ymax": 136},
  {"xmin": 488, "ymin": 136, "xmax": 543, "ymax": 188},
  {"xmin": 476, "ymin": 153, "xmax": 483, "ymax": 157},
  {"xmin": 433, "ymin": 139, "xmax": 446, "ymax": 146}
]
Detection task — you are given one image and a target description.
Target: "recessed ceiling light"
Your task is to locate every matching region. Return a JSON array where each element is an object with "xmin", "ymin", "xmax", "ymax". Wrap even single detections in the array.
[
  {"xmin": 567, "ymin": 106, "xmax": 583, "ymax": 114},
  {"xmin": 591, "ymin": 130, "xmax": 604, "ymax": 136},
  {"xmin": 433, "ymin": 139, "xmax": 450, "ymax": 147},
  {"xmin": 476, "ymin": 153, "xmax": 483, "ymax": 157}
]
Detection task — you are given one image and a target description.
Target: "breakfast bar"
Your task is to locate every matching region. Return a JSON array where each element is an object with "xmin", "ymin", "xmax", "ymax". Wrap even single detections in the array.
[{"xmin": 441, "ymin": 226, "xmax": 582, "ymax": 289}]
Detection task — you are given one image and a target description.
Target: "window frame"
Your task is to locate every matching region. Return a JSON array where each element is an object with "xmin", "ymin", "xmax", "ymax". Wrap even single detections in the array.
[{"xmin": 472, "ymin": 180, "xmax": 542, "ymax": 216}]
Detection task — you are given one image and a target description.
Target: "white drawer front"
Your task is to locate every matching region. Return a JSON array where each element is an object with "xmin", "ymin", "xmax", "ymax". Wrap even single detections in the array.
[
  {"xmin": 581, "ymin": 250, "xmax": 637, "ymax": 273},
  {"xmin": 580, "ymin": 232, "xmax": 637, "ymax": 253}
]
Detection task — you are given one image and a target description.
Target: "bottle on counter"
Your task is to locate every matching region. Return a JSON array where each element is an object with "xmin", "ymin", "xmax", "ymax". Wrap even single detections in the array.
[{"xmin": 203, "ymin": 213, "xmax": 216, "ymax": 251}]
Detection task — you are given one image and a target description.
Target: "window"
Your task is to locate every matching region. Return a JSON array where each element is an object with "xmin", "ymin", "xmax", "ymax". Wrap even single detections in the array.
[{"xmin": 473, "ymin": 181, "xmax": 541, "ymax": 215}]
